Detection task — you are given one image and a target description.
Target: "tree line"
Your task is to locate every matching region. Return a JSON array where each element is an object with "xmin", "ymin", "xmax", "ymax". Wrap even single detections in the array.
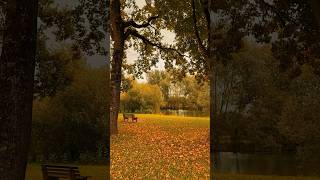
[{"xmin": 120, "ymin": 70, "xmax": 210, "ymax": 114}]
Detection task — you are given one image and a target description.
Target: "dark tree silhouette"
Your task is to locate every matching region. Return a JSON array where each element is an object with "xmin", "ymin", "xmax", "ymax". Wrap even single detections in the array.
[{"xmin": 0, "ymin": 0, "xmax": 38, "ymax": 179}]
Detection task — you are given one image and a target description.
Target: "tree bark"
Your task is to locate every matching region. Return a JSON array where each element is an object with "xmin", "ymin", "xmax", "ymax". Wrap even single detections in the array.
[
  {"xmin": 209, "ymin": 67, "xmax": 215, "ymax": 165},
  {"xmin": 105, "ymin": 30, "xmax": 111, "ymax": 178},
  {"xmin": 311, "ymin": 0, "xmax": 320, "ymax": 27},
  {"xmin": 0, "ymin": 0, "xmax": 38, "ymax": 179},
  {"xmin": 110, "ymin": 0, "xmax": 125, "ymax": 135}
]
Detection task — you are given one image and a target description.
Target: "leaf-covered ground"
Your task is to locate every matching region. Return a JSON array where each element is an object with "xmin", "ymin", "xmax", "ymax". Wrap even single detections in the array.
[{"xmin": 110, "ymin": 114, "xmax": 210, "ymax": 179}]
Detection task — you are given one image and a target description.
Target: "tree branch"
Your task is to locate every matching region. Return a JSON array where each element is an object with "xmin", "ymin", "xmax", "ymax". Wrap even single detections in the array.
[
  {"xmin": 124, "ymin": 15, "xmax": 159, "ymax": 28},
  {"xmin": 192, "ymin": 0, "xmax": 209, "ymax": 58},
  {"xmin": 126, "ymin": 28, "xmax": 186, "ymax": 57}
]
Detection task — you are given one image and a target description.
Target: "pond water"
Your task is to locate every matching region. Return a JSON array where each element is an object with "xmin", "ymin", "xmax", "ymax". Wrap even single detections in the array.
[
  {"xmin": 160, "ymin": 109, "xmax": 209, "ymax": 117},
  {"xmin": 213, "ymin": 152, "xmax": 320, "ymax": 177}
]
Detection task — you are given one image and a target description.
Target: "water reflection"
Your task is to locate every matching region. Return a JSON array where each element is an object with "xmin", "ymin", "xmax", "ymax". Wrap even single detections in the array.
[
  {"xmin": 160, "ymin": 110, "xmax": 209, "ymax": 117},
  {"xmin": 213, "ymin": 152, "xmax": 320, "ymax": 176}
]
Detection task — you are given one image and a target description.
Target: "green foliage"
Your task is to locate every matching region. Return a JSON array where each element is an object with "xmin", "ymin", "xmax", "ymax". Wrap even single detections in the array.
[
  {"xmin": 278, "ymin": 65, "xmax": 320, "ymax": 162},
  {"xmin": 207, "ymin": 41, "xmax": 320, "ymax": 159},
  {"xmin": 252, "ymin": 1, "xmax": 320, "ymax": 78},
  {"xmin": 31, "ymin": 63, "xmax": 108, "ymax": 162},
  {"xmin": 34, "ymin": 42, "xmax": 83, "ymax": 98},
  {"xmin": 147, "ymin": 70, "xmax": 171, "ymax": 103},
  {"xmin": 121, "ymin": 81, "xmax": 163, "ymax": 113},
  {"xmin": 122, "ymin": 70, "xmax": 210, "ymax": 113}
]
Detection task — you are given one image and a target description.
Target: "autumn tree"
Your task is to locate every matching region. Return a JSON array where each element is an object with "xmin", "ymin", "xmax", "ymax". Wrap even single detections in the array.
[
  {"xmin": 147, "ymin": 70, "xmax": 171, "ymax": 104},
  {"xmin": 0, "ymin": 0, "xmax": 38, "ymax": 179},
  {"xmin": 121, "ymin": 81, "xmax": 163, "ymax": 113},
  {"xmin": 109, "ymin": 0, "xmax": 183, "ymax": 134}
]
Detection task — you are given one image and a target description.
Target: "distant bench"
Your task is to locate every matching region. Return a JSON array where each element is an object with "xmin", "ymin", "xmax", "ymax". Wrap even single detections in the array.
[
  {"xmin": 42, "ymin": 164, "xmax": 90, "ymax": 180},
  {"xmin": 123, "ymin": 113, "xmax": 138, "ymax": 123}
]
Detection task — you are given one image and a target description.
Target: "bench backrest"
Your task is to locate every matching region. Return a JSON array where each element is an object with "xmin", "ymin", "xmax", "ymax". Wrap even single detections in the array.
[
  {"xmin": 42, "ymin": 164, "xmax": 81, "ymax": 180},
  {"xmin": 123, "ymin": 113, "xmax": 135, "ymax": 118}
]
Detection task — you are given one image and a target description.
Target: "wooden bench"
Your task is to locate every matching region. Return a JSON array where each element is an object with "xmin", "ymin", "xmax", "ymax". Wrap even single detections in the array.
[
  {"xmin": 42, "ymin": 164, "xmax": 90, "ymax": 180},
  {"xmin": 123, "ymin": 113, "xmax": 138, "ymax": 122}
]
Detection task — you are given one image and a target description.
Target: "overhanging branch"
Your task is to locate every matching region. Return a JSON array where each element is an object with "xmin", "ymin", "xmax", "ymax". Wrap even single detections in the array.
[
  {"xmin": 124, "ymin": 15, "xmax": 159, "ymax": 28},
  {"xmin": 126, "ymin": 28, "xmax": 186, "ymax": 57}
]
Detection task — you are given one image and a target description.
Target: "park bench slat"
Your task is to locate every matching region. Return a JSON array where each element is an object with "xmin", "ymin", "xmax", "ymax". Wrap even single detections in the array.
[
  {"xmin": 42, "ymin": 164, "xmax": 90, "ymax": 180},
  {"xmin": 43, "ymin": 164, "xmax": 80, "ymax": 168}
]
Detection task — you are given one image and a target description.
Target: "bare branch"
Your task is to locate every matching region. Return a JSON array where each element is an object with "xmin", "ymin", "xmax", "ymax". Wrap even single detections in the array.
[{"xmin": 124, "ymin": 15, "xmax": 159, "ymax": 28}]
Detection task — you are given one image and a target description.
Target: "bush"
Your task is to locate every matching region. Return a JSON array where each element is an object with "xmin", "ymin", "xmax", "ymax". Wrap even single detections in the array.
[
  {"xmin": 120, "ymin": 81, "xmax": 164, "ymax": 113},
  {"xmin": 30, "ymin": 65, "xmax": 108, "ymax": 163}
]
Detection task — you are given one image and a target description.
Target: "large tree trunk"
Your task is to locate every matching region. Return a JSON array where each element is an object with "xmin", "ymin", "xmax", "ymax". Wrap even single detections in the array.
[
  {"xmin": 105, "ymin": 30, "xmax": 111, "ymax": 177},
  {"xmin": 209, "ymin": 65, "xmax": 219, "ymax": 169},
  {"xmin": 209, "ymin": 68, "xmax": 215, "ymax": 166},
  {"xmin": 110, "ymin": 0, "xmax": 124, "ymax": 135},
  {"xmin": 0, "ymin": 0, "xmax": 38, "ymax": 179},
  {"xmin": 110, "ymin": 43, "xmax": 124, "ymax": 135}
]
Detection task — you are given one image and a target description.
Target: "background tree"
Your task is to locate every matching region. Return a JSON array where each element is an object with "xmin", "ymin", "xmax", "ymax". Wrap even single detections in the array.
[
  {"xmin": 34, "ymin": 43, "xmax": 83, "ymax": 98},
  {"xmin": 0, "ymin": 0, "xmax": 38, "ymax": 179},
  {"xmin": 122, "ymin": 70, "xmax": 210, "ymax": 114},
  {"xmin": 121, "ymin": 80, "xmax": 164, "ymax": 113},
  {"xmin": 147, "ymin": 70, "xmax": 171, "ymax": 104},
  {"xmin": 31, "ymin": 62, "xmax": 108, "ymax": 162},
  {"xmin": 36, "ymin": 0, "xmax": 110, "ymax": 166}
]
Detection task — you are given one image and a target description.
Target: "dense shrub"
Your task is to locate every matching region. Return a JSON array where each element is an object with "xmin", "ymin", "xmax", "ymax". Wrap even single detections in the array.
[
  {"xmin": 120, "ymin": 81, "xmax": 164, "ymax": 113},
  {"xmin": 30, "ymin": 65, "xmax": 108, "ymax": 163}
]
